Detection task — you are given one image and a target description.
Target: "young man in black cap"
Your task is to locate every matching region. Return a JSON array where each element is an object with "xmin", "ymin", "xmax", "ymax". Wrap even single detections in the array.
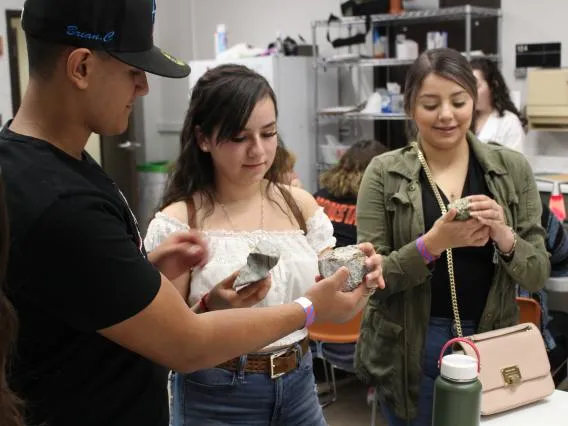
[{"xmin": 0, "ymin": 1, "xmax": 384, "ymax": 425}]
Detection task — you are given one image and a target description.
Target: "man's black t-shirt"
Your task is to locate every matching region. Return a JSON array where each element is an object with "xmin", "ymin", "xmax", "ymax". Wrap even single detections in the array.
[
  {"xmin": 314, "ymin": 188, "xmax": 357, "ymax": 248},
  {"xmin": 0, "ymin": 125, "xmax": 167, "ymax": 426}
]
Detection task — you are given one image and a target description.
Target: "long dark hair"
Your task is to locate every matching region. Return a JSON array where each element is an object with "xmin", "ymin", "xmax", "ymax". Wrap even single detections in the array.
[
  {"xmin": 404, "ymin": 48, "xmax": 478, "ymax": 139},
  {"xmin": 161, "ymin": 64, "xmax": 306, "ymax": 232},
  {"xmin": 320, "ymin": 139, "xmax": 387, "ymax": 198},
  {"xmin": 470, "ymin": 57, "xmax": 525, "ymax": 124},
  {"xmin": 0, "ymin": 171, "xmax": 24, "ymax": 426}
]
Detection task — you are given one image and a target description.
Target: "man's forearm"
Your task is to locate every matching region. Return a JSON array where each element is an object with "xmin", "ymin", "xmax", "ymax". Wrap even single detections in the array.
[{"xmin": 179, "ymin": 303, "xmax": 305, "ymax": 372}]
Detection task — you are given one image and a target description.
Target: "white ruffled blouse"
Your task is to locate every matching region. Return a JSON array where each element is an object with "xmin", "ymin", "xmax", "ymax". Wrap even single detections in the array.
[{"xmin": 144, "ymin": 207, "xmax": 336, "ymax": 351}]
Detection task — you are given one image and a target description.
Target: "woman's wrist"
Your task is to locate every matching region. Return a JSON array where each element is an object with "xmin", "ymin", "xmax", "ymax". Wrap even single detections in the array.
[
  {"xmin": 417, "ymin": 235, "xmax": 440, "ymax": 264},
  {"xmin": 195, "ymin": 292, "xmax": 210, "ymax": 313},
  {"xmin": 421, "ymin": 231, "xmax": 444, "ymax": 258},
  {"xmin": 294, "ymin": 297, "xmax": 316, "ymax": 328},
  {"xmin": 494, "ymin": 226, "xmax": 516, "ymax": 256}
]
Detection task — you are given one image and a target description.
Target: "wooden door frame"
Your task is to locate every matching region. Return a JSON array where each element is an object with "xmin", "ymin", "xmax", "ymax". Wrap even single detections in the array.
[{"xmin": 5, "ymin": 9, "xmax": 23, "ymax": 116}]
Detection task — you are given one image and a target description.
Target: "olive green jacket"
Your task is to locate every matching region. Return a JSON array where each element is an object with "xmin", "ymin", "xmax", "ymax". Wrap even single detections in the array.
[{"xmin": 354, "ymin": 134, "xmax": 550, "ymax": 420}]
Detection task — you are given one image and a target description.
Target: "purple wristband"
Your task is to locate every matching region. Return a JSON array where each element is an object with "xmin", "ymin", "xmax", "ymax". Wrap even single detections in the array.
[
  {"xmin": 294, "ymin": 297, "xmax": 316, "ymax": 327},
  {"xmin": 416, "ymin": 236, "xmax": 438, "ymax": 264}
]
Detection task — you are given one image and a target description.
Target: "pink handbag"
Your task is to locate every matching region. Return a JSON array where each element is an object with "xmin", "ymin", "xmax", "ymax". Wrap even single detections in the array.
[{"xmin": 454, "ymin": 323, "xmax": 555, "ymax": 415}]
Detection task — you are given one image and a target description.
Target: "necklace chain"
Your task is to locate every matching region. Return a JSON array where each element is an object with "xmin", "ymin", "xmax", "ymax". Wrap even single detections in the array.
[
  {"xmin": 217, "ymin": 187, "xmax": 265, "ymax": 231},
  {"xmin": 412, "ymin": 141, "xmax": 463, "ymax": 338}
]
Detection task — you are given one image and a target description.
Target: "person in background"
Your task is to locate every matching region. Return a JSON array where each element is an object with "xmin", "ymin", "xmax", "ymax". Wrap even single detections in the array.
[
  {"xmin": 314, "ymin": 139, "xmax": 387, "ymax": 248},
  {"xmin": 520, "ymin": 200, "xmax": 568, "ymax": 346},
  {"xmin": 310, "ymin": 139, "xmax": 388, "ymax": 384},
  {"xmin": 355, "ymin": 48, "xmax": 549, "ymax": 426},
  {"xmin": 0, "ymin": 1, "xmax": 379, "ymax": 425},
  {"xmin": 0, "ymin": 173, "xmax": 23, "ymax": 426},
  {"xmin": 144, "ymin": 64, "xmax": 385, "ymax": 426},
  {"xmin": 474, "ymin": 45, "xmax": 568, "ymax": 390},
  {"xmin": 471, "ymin": 57, "xmax": 525, "ymax": 151},
  {"xmin": 541, "ymin": 202, "xmax": 568, "ymax": 277}
]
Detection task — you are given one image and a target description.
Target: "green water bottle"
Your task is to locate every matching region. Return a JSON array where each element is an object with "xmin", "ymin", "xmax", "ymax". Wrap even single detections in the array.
[{"xmin": 432, "ymin": 337, "xmax": 482, "ymax": 426}]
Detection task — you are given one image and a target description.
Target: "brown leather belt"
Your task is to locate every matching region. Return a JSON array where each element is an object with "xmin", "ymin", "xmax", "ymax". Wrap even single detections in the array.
[{"xmin": 217, "ymin": 337, "xmax": 309, "ymax": 379}]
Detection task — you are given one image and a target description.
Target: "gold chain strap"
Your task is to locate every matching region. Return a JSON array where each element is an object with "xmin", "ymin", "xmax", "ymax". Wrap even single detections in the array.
[{"xmin": 412, "ymin": 142, "xmax": 463, "ymax": 337}]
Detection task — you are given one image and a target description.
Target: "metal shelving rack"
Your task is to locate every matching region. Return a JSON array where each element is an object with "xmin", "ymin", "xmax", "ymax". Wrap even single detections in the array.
[{"xmin": 311, "ymin": 4, "xmax": 503, "ymax": 175}]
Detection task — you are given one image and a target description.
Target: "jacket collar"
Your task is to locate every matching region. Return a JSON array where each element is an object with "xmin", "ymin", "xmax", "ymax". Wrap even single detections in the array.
[{"xmin": 386, "ymin": 132, "xmax": 509, "ymax": 180}]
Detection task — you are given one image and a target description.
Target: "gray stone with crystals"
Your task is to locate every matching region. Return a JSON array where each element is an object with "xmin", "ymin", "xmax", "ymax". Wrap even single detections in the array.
[
  {"xmin": 448, "ymin": 197, "xmax": 471, "ymax": 221},
  {"xmin": 234, "ymin": 240, "xmax": 281, "ymax": 288},
  {"xmin": 318, "ymin": 245, "xmax": 367, "ymax": 292}
]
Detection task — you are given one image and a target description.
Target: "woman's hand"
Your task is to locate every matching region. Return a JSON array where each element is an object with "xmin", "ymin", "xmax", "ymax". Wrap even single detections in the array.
[
  {"xmin": 423, "ymin": 209, "xmax": 491, "ymax": 256},
  {"xmin": 205, "ymin": 271, "xmax": 272, "ymax": 311},
  {"xmin": 468, "ymin": 194, "xmax": 515, "ymax": 253},
  {"xmin": 358, "ymin": 242, "xmax": 386, "ymax": 293}
]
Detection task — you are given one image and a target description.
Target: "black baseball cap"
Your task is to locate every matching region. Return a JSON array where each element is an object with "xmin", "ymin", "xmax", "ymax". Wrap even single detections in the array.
[{"xmin": 21, "ymin": 0, "xmax": 190, "ymax": 79}]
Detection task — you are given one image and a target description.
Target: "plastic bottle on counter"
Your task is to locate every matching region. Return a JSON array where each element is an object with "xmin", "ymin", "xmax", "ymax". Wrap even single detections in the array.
[{"xmin": 214, "ymin": 24, "xmax": 228, "ymax": 58}]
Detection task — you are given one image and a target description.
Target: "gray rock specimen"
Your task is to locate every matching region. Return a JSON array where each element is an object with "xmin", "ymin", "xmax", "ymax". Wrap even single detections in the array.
[
  {"xmin": 234, "ymin": 240, "xmax": 281, "ymax": 289},
  {"xmin": 448, "ymin": 197, "xmax": 471, "ymax": 221},
  {"xmin": 318, "ymin": 245, "xmax": 367, "ymax": 292}
]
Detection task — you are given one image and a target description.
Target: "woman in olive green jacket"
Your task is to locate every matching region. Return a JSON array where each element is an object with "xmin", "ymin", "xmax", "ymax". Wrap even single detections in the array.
[{"xmin": 355, "ymin": 48, "xmax": 550, "ymax": 426}]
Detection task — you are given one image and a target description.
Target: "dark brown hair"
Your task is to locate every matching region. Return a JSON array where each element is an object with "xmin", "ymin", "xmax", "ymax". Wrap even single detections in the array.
[
  {"xmin": 0, "ymin": 172, "xmax": 24, "ymax": 426},
  {"xmin": 161, "ymin": 64, "xmax": 306, "ymax": 232},
  {"xmin": 320, "ymin": 139, "xmax": 387, "ymax": 197},
  {"xmin": 404, "ymin": 48, "xmax": 478, "ymax": 138},
  {"xmin": 470, "ymin": 57, "xmax": 526, "ymax": 126},
  {"xmin": 278, "ymin": 144, "xmax": 297, "ymax": 174}
]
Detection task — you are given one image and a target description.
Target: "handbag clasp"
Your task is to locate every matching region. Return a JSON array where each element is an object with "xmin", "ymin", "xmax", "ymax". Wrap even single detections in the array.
[{"xmin": 501, "ymin": 365, "xmax": 522, "ymax": 385}]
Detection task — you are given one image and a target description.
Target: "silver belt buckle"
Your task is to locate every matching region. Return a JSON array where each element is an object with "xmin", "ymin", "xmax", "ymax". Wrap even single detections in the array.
[{"xmin": 269, "ymin": 347, "xmax": 297, "ymax": 379}]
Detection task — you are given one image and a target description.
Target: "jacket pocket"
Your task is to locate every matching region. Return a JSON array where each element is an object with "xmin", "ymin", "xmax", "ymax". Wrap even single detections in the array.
[{"xmin": 356, "ymin": 306, "xmax": 403, "ymax": 391}]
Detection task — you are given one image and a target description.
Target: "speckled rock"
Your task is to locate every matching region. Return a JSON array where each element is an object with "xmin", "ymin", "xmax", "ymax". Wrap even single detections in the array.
[
  {"xmin": 234, "ymin": 240, "xmax": 280, "ymax": 288},
  {"xmin": 448, "ymin": 197, "xmax": 471, "ymax": 221},
  {"xmin": 318, "ymin": 245, "xmax": 367, "ymax": 292}
]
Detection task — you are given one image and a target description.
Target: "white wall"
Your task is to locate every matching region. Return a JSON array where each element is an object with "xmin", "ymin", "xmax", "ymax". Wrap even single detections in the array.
[
  {"xmin": 2, "ymin": 0, "xmax": 568, "ymax": 168},
  {"xmin": 190, "ymin": 0, "xmax": 341, "ymax": 60},
  {"xmin": 500, "ymin": 0, "xmax": 568, "ymax": 173},
  {"xmin": 144, "ymin": 0, "xmax": 195, "ymax": 162}
]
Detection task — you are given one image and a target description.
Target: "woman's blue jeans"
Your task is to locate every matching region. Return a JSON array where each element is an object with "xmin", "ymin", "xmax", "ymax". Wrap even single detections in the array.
[{"xmin": 170, "ymin": 347, "xmax": 327, "ymax": 426}]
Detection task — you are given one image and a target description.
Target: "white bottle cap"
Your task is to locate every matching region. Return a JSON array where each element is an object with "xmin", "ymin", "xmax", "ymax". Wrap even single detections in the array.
[
  {"xmin": 217, "ymin": 24, "xmax": 226, "ymax": 33},
  {"xmin": 440, "ymin": 354, "xmax": 478, "ymax": 382}
]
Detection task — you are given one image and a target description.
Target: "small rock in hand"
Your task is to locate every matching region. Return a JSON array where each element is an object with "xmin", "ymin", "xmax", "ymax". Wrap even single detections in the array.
[
  {"xmin": 318, "ymin": 245, "xmax": 368, "ymax": 292},
  {"xmin": 234, "ymin": 240, "xmax": 280, "ymax": 289},
  {"xmin": 448, "ymin": 197, "xmax": 471, "ymax": 221}
]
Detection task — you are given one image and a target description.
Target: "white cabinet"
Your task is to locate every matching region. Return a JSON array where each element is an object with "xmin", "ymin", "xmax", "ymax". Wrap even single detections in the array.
[{"xmin": 188, "ymin": 56, "xmax": 338, "ymax": 193}]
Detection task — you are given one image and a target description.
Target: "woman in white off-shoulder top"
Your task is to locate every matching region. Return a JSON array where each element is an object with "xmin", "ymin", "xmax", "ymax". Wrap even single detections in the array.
[{"xmin": 144, "ymin": 64, "xmax": 382, "ymax": 426}]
